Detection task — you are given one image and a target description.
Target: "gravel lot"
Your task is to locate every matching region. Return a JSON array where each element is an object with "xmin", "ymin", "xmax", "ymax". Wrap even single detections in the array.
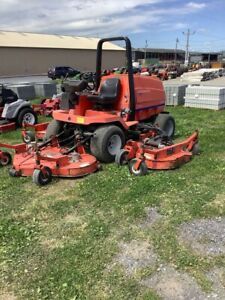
[{"xmin": 0, "ymin": 75, "xmax": 50, "ymax": 85}]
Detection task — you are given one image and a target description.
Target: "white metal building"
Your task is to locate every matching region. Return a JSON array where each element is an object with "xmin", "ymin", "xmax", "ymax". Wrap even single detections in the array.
[{"xmin": 0, "ymin": 31, "xmax": 126, "ymax": 76}]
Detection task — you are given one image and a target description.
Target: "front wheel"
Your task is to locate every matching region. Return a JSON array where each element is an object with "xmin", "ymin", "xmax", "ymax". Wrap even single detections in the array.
[
  {"xmin": 115, "ymin": 149, "xmax": 129, "ymax": 166},
  {"xmin": 90, "ymin": 125, "xmax": 125, "ymax": 163},
  {"xmin": 32, "ymin": 167, "xmax": 52, "ymax": 186},
  {"xmin": 154, "ymin": 113, "xmax": 175, "ymax": 138},
  {"xmin": 44, "ymin": 120, "xmax": 63, "ymax": 141},
  {"xmin": 0, "ymin": 152, "xmax": 12, "ymax": 166},
  {"xmin": 128, "ymin": 159, "xmax": 148, "ymax": 176},
  {"xmin": 23, "ymin": 131, "xmax": 35, "ymax": 144}
]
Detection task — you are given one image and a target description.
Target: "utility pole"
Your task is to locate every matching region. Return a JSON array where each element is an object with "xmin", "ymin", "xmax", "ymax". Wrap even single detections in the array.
[
  {"xmin": 144, "ymin": 40, "xmax": 148, "ymax": 60},
  {"xmin": 174, "ymin": 38, "xmax": 179, "ymax": 63},
  {"xmin": 183, "ymin": 29, "xmax": 195, "ymax": 65}
]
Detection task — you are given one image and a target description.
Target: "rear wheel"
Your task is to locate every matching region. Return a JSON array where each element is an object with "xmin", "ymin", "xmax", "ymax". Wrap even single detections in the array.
[
  {"xmin": 32, "ymin": 167, "xmax": 52, "ymax": 186},
  {"xmin": 17, "ymin": 108, "xmax": 37, "ymax": 127},
  {"xmin": 90, "ymin": 125, "xmax": 125, "ymax": 163},
  {"xmin": 154, "ymin": 113, "xmax": 175, "ymax": 137},
  {"xmin": 44, "ymin": 120, "xmax": 63, "ymax": 141}
]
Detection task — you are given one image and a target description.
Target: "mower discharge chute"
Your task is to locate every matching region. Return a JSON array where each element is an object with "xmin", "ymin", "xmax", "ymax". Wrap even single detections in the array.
[{"xmin": 45, "ymin": 37, "xmax": 175, "ymax": 163}]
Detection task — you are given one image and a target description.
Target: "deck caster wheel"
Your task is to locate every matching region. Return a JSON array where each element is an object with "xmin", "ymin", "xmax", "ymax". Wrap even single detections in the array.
[
  {"xmin": 9, "ymin": 168, "xmax": 20, "ymax": 177},
  {"xmin": 128, "ymin": 159, "xmax": 148, "ymax": 176},
  {"xmin": 32, "ymin": 167, "xmax": 52, "ymax": 186},
  {"xmin": 23, "ymin": 131, "xmax": 35, "ymax": 144},
  {"xmin": 192, "ymin": 142, "xmax": 200, "ymax": 155},
  {"xmin": 115, "ymin": 149, "xmax": 129, "ymax": 166},
  {"xmin": 0, "ymin": 152, "xmax": 12, "ymax": 166}
]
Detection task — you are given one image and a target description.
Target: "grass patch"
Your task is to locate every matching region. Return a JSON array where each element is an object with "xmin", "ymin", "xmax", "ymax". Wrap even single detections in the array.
[{"xmin": 1, "ymin": 107, "xmax": 225, "ymax": 298}]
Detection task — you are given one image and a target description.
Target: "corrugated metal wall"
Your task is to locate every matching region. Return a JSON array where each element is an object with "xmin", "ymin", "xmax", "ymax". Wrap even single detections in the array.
[{"xmin": 0, "ymin": 47, "xmax": 126, "ymax": 76}]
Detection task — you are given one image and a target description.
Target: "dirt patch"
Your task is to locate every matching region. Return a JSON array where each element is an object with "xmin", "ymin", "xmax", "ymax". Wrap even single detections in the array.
[
  {"xmin": 0, "ymin": 292, "xmax": 17, "ymax": 300},
  {"xmin": 178, "ymin": 217, "xmax": 225, "ymax": 256},
  {"xmin": 40, "ymin": 237, "xmax": 66, "ymax": 250},
  {"xmin": 139, "ymin": 207, "xmax": 163, "ymax": 229},
  {"xmin": 142, "ymin": 266, "xmax": 208, "ymax": 300},
  {"xmin": 204, "ymin": 194, "xmax": 225, "ymax": 214},
  {"xmin": 115, "ymin": 240, "xmax": 158, "ymax": 276}
]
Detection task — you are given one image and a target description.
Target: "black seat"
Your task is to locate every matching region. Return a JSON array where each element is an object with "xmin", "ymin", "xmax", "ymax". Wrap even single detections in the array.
[
  {"xmin": 0, "ymin": 86, "xmax": 18, "ymax": 107},
  {"xmin": 87, "ymin": 78, "xmax": 120, "ymax": 105}
]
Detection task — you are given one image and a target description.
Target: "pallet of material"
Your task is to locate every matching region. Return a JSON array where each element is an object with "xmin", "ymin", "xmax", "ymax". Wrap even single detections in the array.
[
  {"xmin": 181, "ymin": 68, "xmax": 224, "ymax": 82},
  {"xmin": 163, "ymin": 83, "xmax": 187, "ymax": 106},
  {"xmin": 184, "ymin": 86, "xmax": 225, "ymax": 110}
]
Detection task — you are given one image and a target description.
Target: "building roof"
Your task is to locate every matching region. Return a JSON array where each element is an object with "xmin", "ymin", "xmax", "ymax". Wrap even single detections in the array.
[
  {"xmin": 0, "ymin": 31, "xmax": 125, "ymax": 51},
  {"xmin": 135, "ymin": 48, "xmax": 185, "ymax": 54}
]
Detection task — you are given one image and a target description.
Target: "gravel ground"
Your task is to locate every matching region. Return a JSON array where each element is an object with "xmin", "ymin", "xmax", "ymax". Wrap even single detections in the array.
[
  {"xmin": 0, "ymin": 75, "xmax": 50, "ymax": 85},
  {"xmin": 112, "ymin": 210, "xmax": 225, "ymax": 299},
  {"xmin": 178, "ymin": 217, "xmax": 225, "ymax": 256}
]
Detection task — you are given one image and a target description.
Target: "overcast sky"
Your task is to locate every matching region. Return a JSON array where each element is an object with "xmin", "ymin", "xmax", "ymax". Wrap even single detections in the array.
[{"xmin": 0, "ymin": 0, "xmax": 225, "ymax": 51}]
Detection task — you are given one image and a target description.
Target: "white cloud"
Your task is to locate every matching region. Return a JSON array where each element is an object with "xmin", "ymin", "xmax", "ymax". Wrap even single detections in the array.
[
  {"xmin": 0, "ymin": 0, "xmax": 207, "ymax": 37},
  {"xmin": 186, "ymin": 2, "xmax": 206, "ymax": 9}
]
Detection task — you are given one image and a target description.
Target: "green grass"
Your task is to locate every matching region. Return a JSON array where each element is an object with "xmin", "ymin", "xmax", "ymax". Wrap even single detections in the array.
[{"xmin": 1, "ymin": 107, "xmax": 225, "ymax": 299}]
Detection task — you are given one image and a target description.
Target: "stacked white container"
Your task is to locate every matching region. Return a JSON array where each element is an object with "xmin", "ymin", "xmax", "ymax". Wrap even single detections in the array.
[
  {"xmin": 163, "ymin": 83, "xmax": 187, "ymax": 106},
  {"xmin": 185, "ymin": 86, "xmax": 225, "ymax": 110}
]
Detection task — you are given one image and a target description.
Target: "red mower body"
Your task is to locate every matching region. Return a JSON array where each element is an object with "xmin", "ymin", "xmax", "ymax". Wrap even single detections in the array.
[{"xmin": 53, "ymin": 74, "xmax": 165, "ymax": 128}]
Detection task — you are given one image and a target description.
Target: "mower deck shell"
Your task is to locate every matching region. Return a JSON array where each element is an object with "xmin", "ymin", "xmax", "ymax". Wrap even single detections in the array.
[
  {"xmin": 0, "ymin": 121, "xmax": 16, "ymax": 133},
  {"xmin": 124, "ymin": 131, "xmax": 198, "ymax": 170},
  {"xmin": 0, "ymin": 142, "xmax": 99, "ymax": 179},
  {"xmin": 12, "ymin": 146, "xmax": 98, "ymax": 177}
]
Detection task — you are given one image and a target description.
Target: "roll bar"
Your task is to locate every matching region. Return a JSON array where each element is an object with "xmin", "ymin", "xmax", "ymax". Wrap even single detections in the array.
[{"xmin": 95, "ymin": 37, "xmax": 136, "ymax": 121}]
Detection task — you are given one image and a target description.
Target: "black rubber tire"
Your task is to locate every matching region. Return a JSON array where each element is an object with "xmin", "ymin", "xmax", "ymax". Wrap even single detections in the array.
[
  {"xmin": 128, "ymin": 159, "xmax": 148, "ymax": 176},
  {"xmin": 17, "ymin": 107, "xmax": 38, "ymax": 127},
  {"xmin": 9, "ymin": 168, "xmax": 20, "ymax": 177},
  {"xmin": 154, "ymin": 113, "xmax": 175, "ymax": 138},
  {"xmin": 32, "ymin": 167, "xmax": 52, "ymax": 186},
  {"xmin": 192, "ymin": 142, "xmax": 200, "ymax": 155},
  {"xmin": 23, "ymin": 131, "xmax": 35, "ymax": 144},
  {"xmin": 115, "ymin": 149, "xmax": 129, "ymax": 166},
  {"xmin": 44, "ymin": 120, "xmax": 63, "ymax": 141},
  {"xmin": 90, "ymin": 125, "xmax": 125, "ymax": 163},
  {"xmin": 0, "ymin": 152, "xmax": 12, "ymax": 166}
]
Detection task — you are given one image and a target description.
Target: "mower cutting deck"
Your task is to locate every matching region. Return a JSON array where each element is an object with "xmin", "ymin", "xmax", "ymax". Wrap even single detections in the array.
[
  {"xmin": 115, "ymin": 125, "xmax": 199, "ymax": 176},
  {"xmin": 0, "ymin": 133, "xmax": 100, "ymax": 186}
]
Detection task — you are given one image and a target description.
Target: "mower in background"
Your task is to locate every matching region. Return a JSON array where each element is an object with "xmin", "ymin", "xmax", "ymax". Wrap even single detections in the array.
[{"xmin": 0, "ymin": 84, "xmax": 37, "ymax": 133}]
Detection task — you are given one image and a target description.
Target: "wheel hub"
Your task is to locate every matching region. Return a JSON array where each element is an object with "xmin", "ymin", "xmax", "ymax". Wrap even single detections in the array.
[{"xmin": 107, "ymin": 134, "xmax": 122, "ymax": 155}]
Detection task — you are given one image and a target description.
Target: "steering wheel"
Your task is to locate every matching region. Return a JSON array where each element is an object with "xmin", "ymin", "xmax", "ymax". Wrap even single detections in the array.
[{"xmin": 79, "ymin": 72, "xmax": 96, "ymax": 91}]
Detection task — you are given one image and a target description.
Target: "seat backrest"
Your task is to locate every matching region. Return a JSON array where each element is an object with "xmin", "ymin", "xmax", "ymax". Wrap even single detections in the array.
[{"xmin": 99, "ymin": 78, "xmax": 120, "ymax": 101}]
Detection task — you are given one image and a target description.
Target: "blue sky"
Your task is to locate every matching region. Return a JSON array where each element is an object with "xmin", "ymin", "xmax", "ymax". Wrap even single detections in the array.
[{"xmin": 0, "ymin": 0, "xmax": 225, "ymax": 51}]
